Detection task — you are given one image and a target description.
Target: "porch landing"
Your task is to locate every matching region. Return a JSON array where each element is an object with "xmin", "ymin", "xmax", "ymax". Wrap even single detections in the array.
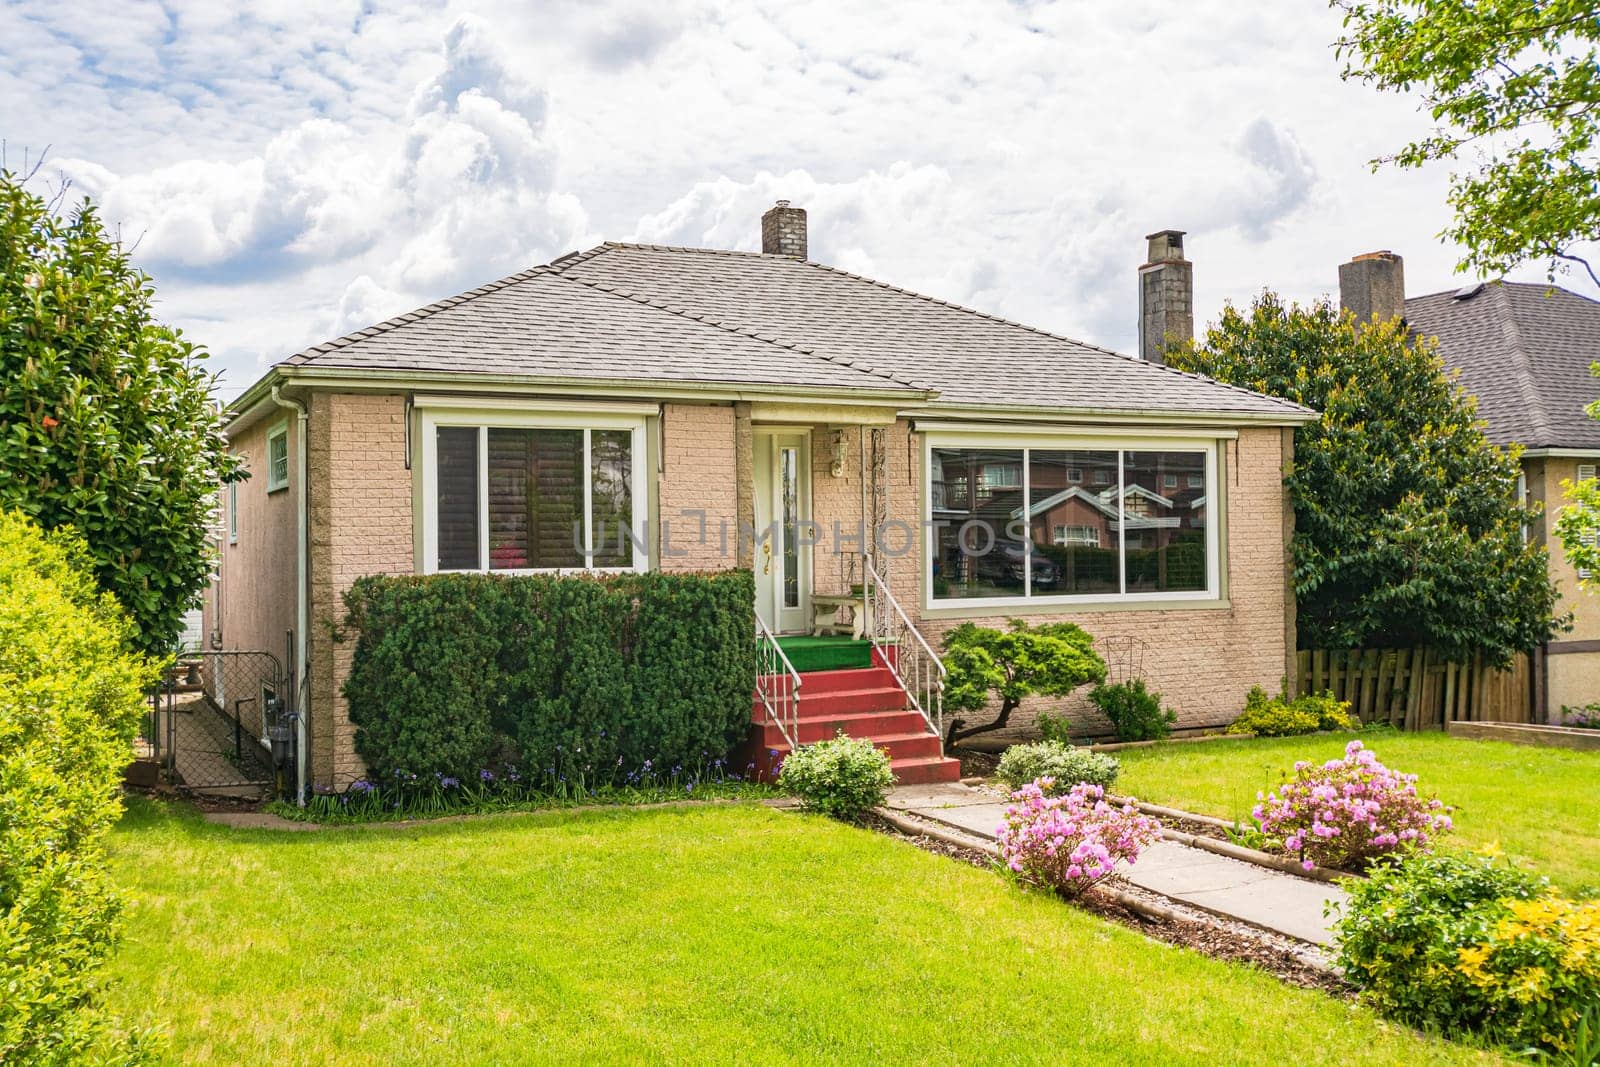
[{"xmin": 774, "ymin": 635, "xmax": 873, "ymax": 673}]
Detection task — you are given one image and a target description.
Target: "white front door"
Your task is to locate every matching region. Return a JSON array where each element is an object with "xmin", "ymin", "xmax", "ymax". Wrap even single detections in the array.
[{"xmin": 754, "ymin": 430, "xmax": 811, "ymax": 633}]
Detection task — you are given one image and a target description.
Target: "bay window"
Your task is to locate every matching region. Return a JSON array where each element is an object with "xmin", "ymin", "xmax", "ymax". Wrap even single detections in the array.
[
  {"xmin": 422, "ymin": 406, "xmax": 647, "ymax": 574},
  {"xmin": 928, "ymin": 437, "xmax": 1218, "ymax": 606}
]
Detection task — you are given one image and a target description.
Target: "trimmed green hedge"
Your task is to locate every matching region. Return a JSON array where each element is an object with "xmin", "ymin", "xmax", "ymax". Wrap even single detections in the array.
[{"xmin": 341, "ymin": 570, "xmax": 756, "ymax": 786}]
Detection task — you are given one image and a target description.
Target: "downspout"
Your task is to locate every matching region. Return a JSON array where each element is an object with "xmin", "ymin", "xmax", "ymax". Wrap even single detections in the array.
[{"xmin": 270, "ymin": 384, "xmax": 310, "ymax": 805}]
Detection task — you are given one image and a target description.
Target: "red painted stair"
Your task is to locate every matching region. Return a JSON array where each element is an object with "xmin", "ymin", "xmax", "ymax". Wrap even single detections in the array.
[{"xmin": 748, "ymin": 664, "xmax": 961, "ymax": 784}]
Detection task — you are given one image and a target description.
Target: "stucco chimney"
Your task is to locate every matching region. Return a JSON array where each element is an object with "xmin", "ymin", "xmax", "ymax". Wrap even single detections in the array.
[
  {"xmin": 1338, "ymin": 251, "xmax": 1406, "ymax": 327},
  {"xmin": 761, "ymin": 200, "xmax": 807, "ymax": 258},
  {"xmin": 1138, "ymin": 229, "xmax": 1193, "ymax": 365}
]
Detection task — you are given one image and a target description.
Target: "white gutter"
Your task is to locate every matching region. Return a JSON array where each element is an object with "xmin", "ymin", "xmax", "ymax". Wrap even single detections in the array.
[{"xmin": 269, "ymin": 384, "xmax": 310, "ymax": 805}]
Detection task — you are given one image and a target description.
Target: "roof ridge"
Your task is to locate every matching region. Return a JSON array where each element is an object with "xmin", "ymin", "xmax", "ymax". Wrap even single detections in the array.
[
  {"xmin": 795, "ymin": 261, "xmax": 1314, "ymax": 415},
  {"xmin": 284, "ymin": 264, "xmax": 558, "ymax": 364},
  {"xmin": 600, "ymin": 240, "xmax": 800, "ymax": 260},
  {"xmin": 544, "ymin": 271, "xmax": 928, "ymax": 392},
  {"xmin": 1495, "ymin": 284, "xmax": 1556, "ymax": 442}
]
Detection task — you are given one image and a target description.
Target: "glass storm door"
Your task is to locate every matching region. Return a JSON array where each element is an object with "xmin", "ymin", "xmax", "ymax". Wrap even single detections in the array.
[{"xmin": 754, "ymin": 430, "xmax": 811, "ymax": 633}]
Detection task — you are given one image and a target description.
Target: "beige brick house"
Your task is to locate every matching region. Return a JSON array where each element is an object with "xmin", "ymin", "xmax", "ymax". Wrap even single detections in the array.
[{"xmin": 207, "ymin": 203, "xmax": 1313, "ymax": 794}]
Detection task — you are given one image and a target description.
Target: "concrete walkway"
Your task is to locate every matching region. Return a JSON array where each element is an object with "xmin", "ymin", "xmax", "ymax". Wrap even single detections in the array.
[{"xmin": 887, "ymin": 783, "xmax": 1348, "ymax": 947}]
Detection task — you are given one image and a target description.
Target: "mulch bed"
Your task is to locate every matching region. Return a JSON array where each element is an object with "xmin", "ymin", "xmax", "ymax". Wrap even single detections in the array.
[{"xmin": 860, "ymin": 811, "xmax": 1348, "ymax": 995}]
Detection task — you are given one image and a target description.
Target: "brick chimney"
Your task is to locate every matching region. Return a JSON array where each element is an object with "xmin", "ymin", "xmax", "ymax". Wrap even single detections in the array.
[
  {"xmin": 1138, "ymin": 229, "xmax": 1193, "ymax": 365},
  {"xmin": 1338, "ymin": 251, "xmax": 1406, "ymax": 327},
  {"xmin": 761, "ymin": 200, "xmax": 807, "ymax": 258}
]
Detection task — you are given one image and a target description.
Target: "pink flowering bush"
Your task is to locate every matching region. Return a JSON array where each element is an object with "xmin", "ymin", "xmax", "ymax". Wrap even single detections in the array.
[
  {"xmin": 1252, "ymin": 740, "xmax": 1452, "ymax": 872},
  {"xmin": 996, "ymin": 780, "xmax": 1161, "ymax": 897}
]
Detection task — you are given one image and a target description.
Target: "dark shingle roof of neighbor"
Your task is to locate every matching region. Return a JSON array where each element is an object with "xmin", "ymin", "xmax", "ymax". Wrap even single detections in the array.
[
  {"xmin": 1406, "ymin": 281, "xmax": 1600, "ymax": 450},
  {"xmin": 282, "ymin": 242, "xmax": 1313, "ymax": 421}
]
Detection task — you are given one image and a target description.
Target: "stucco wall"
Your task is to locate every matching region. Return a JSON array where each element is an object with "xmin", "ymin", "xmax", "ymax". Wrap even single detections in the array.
[
  {"xmin": 206, "ymin": 415, "xmax": 298, "ymax": 664},
  {"xmin": 1529, "ymin": 456, "xmax": 1600, "ymax": 711},
  {"xmin": 307, "ymin": 392, "xmax": 415, "ymax": 786},
  {"xmin": 905, "ymin": 424, "xmax": 1293, "ymax": 740}
]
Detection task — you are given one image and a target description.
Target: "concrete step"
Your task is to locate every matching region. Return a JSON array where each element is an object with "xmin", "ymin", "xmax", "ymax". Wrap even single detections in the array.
[
  {"xmin": 888, "ymin": 754, "xmax": 964, "ymax": 785},
  {"xmin": 758, "ymin": 709, "xmax": 933, "ymax": 747}
]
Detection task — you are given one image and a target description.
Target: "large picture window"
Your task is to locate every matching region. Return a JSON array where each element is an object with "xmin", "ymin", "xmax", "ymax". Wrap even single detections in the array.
[
  {"xmin": 423, "ymin": 408, "xmax": 647, "ymax": 574},
  {"xmin": 929, "ymin": 439, "xmax": 1216, "ymax": 605}
]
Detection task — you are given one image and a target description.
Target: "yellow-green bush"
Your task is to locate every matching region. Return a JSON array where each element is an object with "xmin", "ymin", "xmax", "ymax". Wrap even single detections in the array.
[
  {"xmin": 0, "ymin": 511, "xmax": 156, "ymax": 1064},
  {"xmin": 1227, "ymin": 686, "xmax": 1353, "ymax": 737}
]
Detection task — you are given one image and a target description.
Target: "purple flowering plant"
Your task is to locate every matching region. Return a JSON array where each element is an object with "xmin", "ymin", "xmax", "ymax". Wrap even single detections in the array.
[
  {"xmin": 996, "ymin": 780, "xmax": 1161, "ymax": 898},
  {"xmin": 1252, "ymin": 740, "xmax": 1452, "ymax": 873}
]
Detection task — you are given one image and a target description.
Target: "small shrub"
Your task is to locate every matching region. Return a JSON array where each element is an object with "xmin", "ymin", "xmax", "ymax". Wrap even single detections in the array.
[
  {"xmin": 1087, "ymin": 679, "xmax": 1176, "ymax": 741},
  {"xmin": 1253, "ymin": 739, "xmax": 1451, "ymax": 871},
  {"xmin": 995, "ymin": 741, "xmax": 1119, "ymax": 793},
  {"xmin": 0, "ymin": 512, "xmax": 157, "ymax": 1063},
  {"xmin": 997, "ymin": 781, "xmax": 1161, "ymax": 897},
  {"xmin": 1334, "ymin": 850, "xmax": 1600, "ymax": 1057},
  {"xmin": 1035, "ymin": 709, "xmax": 1073, "ymax": 745},
  {"xmin": 940, "ymin": 619, "xmax": 1105, "ymax": 745},
  {"xmin": 778, "ymin": 734, "xmax": 894, "ymax": 820},
  {"xmin": 1227, "ymin": 685, "xmax": 1354, "ymax": 737}
]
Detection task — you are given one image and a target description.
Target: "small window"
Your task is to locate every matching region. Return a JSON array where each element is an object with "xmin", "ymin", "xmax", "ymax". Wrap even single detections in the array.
[
  {"xmin": 1187, "ymin": 473, "xmax": 1204, "ymax": 488},
  {"xmin": 228, "ymin": 482, "xmax": 239, "ymax": 544},
  {"xmin": 1092, "ymin": 468, "xmax": 1110, "ymax": 485},
  {"xmin": 980, "ymin": 462, "xmax": 1020, "ymax": 489},
  {"xmin": 1163, "ymin": 473, "xmax": 1178, "ymax": 489},
  {"xmin": 266, "ymin": 422, "xmax": 289, "ymax": 492},
  {"xmin": 1066, "ymin": 467, "xmax": 1083, "ymax": 483}
]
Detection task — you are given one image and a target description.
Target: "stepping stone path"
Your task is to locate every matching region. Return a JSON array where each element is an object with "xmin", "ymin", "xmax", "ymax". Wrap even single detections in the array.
[{"xmin": 886, "ymin": 783, "xmax": 1349, "ymax": 947}]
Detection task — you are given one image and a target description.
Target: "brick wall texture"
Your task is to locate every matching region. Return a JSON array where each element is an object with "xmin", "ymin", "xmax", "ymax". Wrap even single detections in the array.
[
  {"xmin": 288, "ymin": 391, "xmax": 1294, "ymax": 784},
  {"xmin": 307, "ymin": 393, "xmax": 413, "ymax": 786}
]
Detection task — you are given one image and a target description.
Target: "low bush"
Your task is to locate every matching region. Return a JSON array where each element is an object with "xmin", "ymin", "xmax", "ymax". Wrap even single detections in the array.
[
  {"xmin": 0, "ymin": 512, "xmax": 157, "ymax": 1064},
  {"xmin": 1562, "ymin": 702, "xmax": 1600, "ymax": 729},
  {"xmin": 1227, "ymin": 686, "xmax": 1354, "ymax": 737},
  {"xmin": 1335, "ymin": 850, "xmax": 1600, "ymax": 1057},
  {"xmin": 1252, "ymin": 739, "xmax": 1451, "ymax": 871},
  {"xmin": 1087, "ymin": 679, "xmax": 1176, "ymax": 741},
  {"xmin": 997, "ymin": 782, "xmax": 1161, "ymax": 897},
  {"xmin": 278, "ymin": 758, "xmax": 777, "ymax": 824},
  {"xmin": 341, "ymin": 571, "xmax": 755, "ymax": 789},
  {"xmin": 778, "ymin": 734, "xmax": 895, "ymax": 820},
  {"xmin": 995, "ymin": 741, "xmax": 1119, "ymax": 793}
]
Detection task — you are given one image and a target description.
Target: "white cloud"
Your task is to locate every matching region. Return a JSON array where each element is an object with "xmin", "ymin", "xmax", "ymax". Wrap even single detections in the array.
[{"xmin": 6, "ymin": 0, "xmax": 1594, "ymax": 399}]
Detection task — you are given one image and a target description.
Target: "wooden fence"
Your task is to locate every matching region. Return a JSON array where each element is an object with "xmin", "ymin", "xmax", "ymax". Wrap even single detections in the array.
[{"xmin": 1293, "ymin": 647, "xmax": 1531, "ymax": 729}]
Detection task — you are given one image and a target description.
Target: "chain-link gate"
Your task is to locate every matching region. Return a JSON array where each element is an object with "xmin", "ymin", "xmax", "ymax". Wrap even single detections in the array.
[{"xmin": 142, "ymin": 651, "xmax": 294, "ymax": 799}]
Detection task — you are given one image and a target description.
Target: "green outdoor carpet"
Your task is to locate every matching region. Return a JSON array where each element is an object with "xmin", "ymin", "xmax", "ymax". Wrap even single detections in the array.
[{"xmin": 775, "ymin": 635, "xmax": 874, "ymax": 673}]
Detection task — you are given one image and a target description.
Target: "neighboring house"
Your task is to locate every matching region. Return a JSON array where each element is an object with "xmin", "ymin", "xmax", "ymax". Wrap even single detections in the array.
[
  {"xmin": 1337, "ymin": 251, "xmax": 1600, "ymax": 718},
  {"xmin": 205, "ymin": 207, "xmax": 1313, "ymax": 795}
]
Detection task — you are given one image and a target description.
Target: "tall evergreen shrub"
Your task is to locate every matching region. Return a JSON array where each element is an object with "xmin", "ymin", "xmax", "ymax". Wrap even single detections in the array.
[{"xmin": 342, "ymin": 570, "xmax": 756, "ymax": 785}]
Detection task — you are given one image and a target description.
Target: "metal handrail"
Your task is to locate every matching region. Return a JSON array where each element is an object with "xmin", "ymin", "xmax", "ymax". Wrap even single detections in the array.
[
  {"xmin": 754, "ymin": 611, "xmax": 803, "ymax": 752},
  {"xmin": 862, "ymin": 556, "xmax": 947, "ymax": 741}
]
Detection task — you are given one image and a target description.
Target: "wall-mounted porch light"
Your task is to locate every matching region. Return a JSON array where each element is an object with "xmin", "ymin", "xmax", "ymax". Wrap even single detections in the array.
[{"xmin": 828, "ymin": 428, "xmax": 849, "ymax": 478}]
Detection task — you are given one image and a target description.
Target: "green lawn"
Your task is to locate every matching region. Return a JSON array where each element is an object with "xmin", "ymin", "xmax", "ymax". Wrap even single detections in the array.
[
  {"xmin": 104, "ymin": 798, "xmax": 1494, "ymax": 1066},
  {"xmin": 1115, "ymin": 733, "xmax": 1600, "ymax": 893}
]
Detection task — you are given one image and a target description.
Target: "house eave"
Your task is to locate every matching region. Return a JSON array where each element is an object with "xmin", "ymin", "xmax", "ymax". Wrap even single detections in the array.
[
  {"xmin": 900, "ymin": 400, "xmax": 1317, "ymax": 429},
  {"xmin": 224, "ymin": 364, "xmax": 934, "ymax": 432},
  {"xmin": 1520, "ymin": 447, "xmax": 1600, "ymax": 459}
]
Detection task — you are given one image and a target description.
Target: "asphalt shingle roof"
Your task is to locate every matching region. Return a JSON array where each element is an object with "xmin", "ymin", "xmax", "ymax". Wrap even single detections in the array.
[
  {"xmin": 281, "ymin": 242, "xmax": 1312, "ymax": 422},
  {"xmin": 1406, "ymin": 281, "xmax": 1600, "ymax": 450}
]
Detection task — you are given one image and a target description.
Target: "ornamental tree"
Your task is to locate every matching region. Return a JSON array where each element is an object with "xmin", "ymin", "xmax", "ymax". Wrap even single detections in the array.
[
  {"xmin": 0, "ymin": 170, "xmax": 243, "ymax": 654},
  {"xmin": 1334, "ymin": 0, "xmax": 1600, "ymax": 289},
  {"xmin": 940, "ymin": 619, "xmax": 1105, "ymax": 746},
  {"xmin": 1169, "ymin": 293, "xmax": 1563, "ymax": 663}
]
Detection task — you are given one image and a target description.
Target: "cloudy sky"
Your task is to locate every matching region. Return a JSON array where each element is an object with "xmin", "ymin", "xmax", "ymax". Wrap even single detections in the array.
[{"xmin": 4, "ymin": 0, "xmax": 1591, "ymax": 399}]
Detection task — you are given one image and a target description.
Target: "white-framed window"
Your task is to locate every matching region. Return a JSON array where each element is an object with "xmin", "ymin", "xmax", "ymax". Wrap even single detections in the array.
[
  {"xmin": 1066, "ymin": 466, "xmax": 1084, "ymax": 483},
  {"xmin": 420, "ymin": 405, "xmax": 649, "ymax": 575},
  {"xmin": 1053, "ymin": 524, "xmax": 1100, "ymax": 547},
  {"xmin": 980, "ymin": 462, "xmax": 1020, "ymax": 489},
  {"xmin": 228, "ymin": 482, "xmax": 239, "ymax": 544},
  {"xmin": 927, "ymin": 435, "xmax": 1219, "ymax": 608},
  {"xmin": 266, "ymin": 421, "xmax": 290, "ymax": 492}
]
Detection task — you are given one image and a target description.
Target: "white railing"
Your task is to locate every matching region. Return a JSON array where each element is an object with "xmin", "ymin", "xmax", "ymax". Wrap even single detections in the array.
[
  {"xmin": 862, "ymin": 557, "xmax": 947, "ymax": 742},
  {"xmin": 754, "ymin": 612, "xmax": 802, "ymax": 751}
]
